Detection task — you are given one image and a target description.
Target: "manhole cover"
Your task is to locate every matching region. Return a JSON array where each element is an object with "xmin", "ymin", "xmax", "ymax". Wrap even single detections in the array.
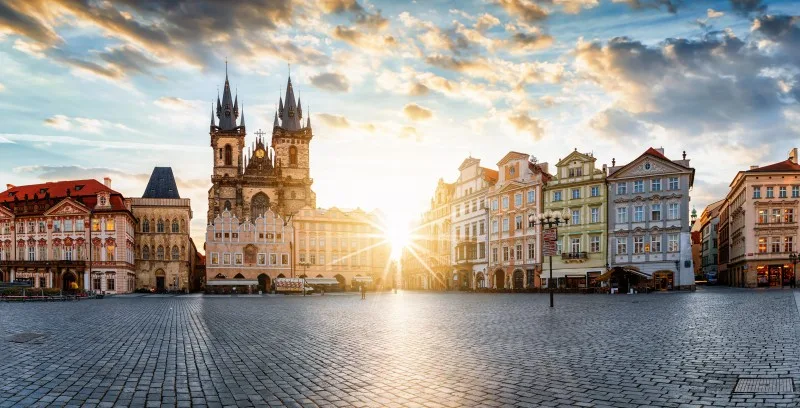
[
  {"xmin": 7, "ymin": 332, "xmax": 46, "ymax": 343},
  {"xmin": 733, "ymin": 378, "xmax": 793, "ymax": 394}
]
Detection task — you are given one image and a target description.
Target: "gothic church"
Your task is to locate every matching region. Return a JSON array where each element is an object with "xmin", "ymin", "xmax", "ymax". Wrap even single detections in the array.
[{"xmin": 207, "ymin": 69, "xmax": 316, "ymax": 222}]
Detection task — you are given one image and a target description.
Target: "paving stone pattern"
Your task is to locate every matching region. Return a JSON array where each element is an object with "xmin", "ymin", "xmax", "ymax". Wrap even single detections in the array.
[{"xmin": 1, "ymin": 287, "xmax": 800, "ymax": 407}]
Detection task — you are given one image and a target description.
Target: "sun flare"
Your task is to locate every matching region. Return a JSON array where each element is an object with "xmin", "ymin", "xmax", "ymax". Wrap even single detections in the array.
[{"xmin": 385, "ymin": 216, "xmax": 411, "ymax": 260}]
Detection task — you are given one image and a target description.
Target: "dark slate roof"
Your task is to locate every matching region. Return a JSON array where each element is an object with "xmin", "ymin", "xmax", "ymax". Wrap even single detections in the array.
[{"xmin": 142, "ymin": 167, "xmax": 180, "ymax": 199}]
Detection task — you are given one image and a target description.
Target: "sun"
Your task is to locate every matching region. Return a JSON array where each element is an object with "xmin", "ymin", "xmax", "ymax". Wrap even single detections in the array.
[{"xmin": 385, "ymin": 217, "xmax": 411, "ymax": 260}]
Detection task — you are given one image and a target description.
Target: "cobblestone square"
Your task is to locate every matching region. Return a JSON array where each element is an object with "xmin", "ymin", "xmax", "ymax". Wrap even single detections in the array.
[{"xmin": 2, "ymin": 288, "xmax": 800, "ymax": 407}]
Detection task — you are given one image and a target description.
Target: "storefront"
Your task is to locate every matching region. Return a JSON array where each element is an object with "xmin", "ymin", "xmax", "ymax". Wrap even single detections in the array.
[
  {"xmin": 653, "ymin": 271, "xmax": 674, "ymax": 291},
  {"xmin": 756, "ymin": 264, "xmax": 795, "ymax": 287}
]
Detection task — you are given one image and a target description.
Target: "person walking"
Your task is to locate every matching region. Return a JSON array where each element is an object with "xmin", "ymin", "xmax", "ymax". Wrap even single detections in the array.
[{"xmin": 360, "ymin": 284, "xmax": 366, "ymax": 300}]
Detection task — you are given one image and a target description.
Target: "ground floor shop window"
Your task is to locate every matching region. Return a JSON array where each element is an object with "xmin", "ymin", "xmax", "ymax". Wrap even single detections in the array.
[
  {"xmin": 107, "ymin": 278, "xmax": 115, "ymax": 291},
  {"xmin": 93, "ymin": 277, "xmax": 101, "ymax": 291},
  {"xmin": 757, "ymin": 264, "xmax": 794, "ymax": 287},
  {"xmin": 654, "ymin": 271, "xmax": 674, "ymax": 290}
]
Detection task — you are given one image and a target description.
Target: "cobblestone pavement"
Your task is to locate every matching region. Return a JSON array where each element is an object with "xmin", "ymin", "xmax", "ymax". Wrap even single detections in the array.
[{"xmin": 1, "ymin": 287, "xmax": 800, "ymax": 407}]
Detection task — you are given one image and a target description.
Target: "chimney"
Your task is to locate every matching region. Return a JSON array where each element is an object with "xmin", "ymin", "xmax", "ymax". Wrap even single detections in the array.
[
  {"xmin": 789, "ymin": 148, "xmax": 798, "ymax": 164},
  {"xmin": 104, "ymin": 177, "xmax": 112, "ymax": 188},
  {"xmin": 656, "ymin": 147, "xmax": 665, "ymax": 155},
  {"xmin": 750, "ymin": 165, "xmax": 759, "ymax": 170},
  {"xmin": 602, "ymin": 164, "xmax": 607, "ymax": 175}
]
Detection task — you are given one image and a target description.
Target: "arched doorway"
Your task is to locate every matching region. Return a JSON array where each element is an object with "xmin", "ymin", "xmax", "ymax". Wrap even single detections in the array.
[
  {"xmin": 334, "ymin": 274, "xmax": 345, "ymax": 290},
  {"xmin": 513, "ymin": 269, "xmax": 524, "ymax": 289},
  {"xmin": 494, "ymin": 269, "xmax": 505, "ymax": 289},
  {"xmin": 475, "ymin": 272, "xmax": 485, "ymax": 288},
  {"xmin": 257, "ymin": 273, "xmax": 270, "ymax": 292},
  {"xmin": 457, "ymin": 270, "xmax": 470, "ymax": 290},
  {"xmin": 62, "ymin": 271, "xmax": 77, "ymax": 291},
  {"xmin": 155, "ymin": 269, "xmax": 166, "ymax": 291}
]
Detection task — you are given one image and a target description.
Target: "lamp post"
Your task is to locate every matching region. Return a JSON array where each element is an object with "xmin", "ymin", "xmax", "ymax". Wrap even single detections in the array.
[
  {"xmin": 298, "ymin": 261, "xmax": 310, "ymax": 296},
  {"xmin": 790, "ymin": 252, "xmax": 799, "ymax": 288},
  {"xmin": 529, "ymin": 208, "xmax": 570, "ymax": 308}
]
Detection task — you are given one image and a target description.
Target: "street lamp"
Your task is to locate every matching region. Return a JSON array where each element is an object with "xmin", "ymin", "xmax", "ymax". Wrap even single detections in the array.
[
  {"xmin": 790, "ymin": 252, "xmax": 799, "ymax": 288},
  {"xmin": 298, "ymin": 261, "xmax": 310, "ymax": 278},
  {"xmin": 529, "ymin": 208, "xmax": 570, "ymax": 308}
]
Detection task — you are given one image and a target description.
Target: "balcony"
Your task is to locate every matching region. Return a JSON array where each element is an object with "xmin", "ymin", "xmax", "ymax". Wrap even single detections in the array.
[{"xmin": 561, "ymin": 252, "xmax": 588, "ymax": 262}]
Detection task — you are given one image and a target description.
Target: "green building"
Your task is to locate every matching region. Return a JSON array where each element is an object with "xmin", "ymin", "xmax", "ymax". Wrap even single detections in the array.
[{"xmin": 542, "ymin": 149, "xmax": 607, "ymax": 288}]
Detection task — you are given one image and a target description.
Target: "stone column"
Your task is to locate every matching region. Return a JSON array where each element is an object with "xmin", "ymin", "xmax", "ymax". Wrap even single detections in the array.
[
  {"xmin": 83, "ymin": 271, "xmax": 89, "ymax": 290},
  {"xmin": 48, "ymin": 269, "xmax": 53, "ymax": 288},
  {"xmin": 10, "ymin": 267, "xmax": 14, "ymax": 282}
]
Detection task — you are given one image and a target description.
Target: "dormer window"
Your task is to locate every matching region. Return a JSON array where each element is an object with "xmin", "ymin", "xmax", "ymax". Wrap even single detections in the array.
[
  {"xmin": 75, "ymin": 185, "xmax": 83, "ymax": 191},
  {"xmin": 99, "ymin": 196, "xmax": 107, "ymax": 206}
]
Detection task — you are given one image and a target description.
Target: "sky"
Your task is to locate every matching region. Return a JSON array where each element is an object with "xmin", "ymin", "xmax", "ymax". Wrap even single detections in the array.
[{"xmin": 0, "ymin": 0, "xmax": 799, "ymax": 250}]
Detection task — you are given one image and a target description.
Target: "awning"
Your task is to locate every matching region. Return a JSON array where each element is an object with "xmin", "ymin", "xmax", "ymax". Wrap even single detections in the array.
[
  {"xmin": 596, "ymin": 266, "xmax": 650, "ymax": 282},
  {"xmin": 206, "ymin": 279, "xmax": 258, "ymax": 286},
  {"xmin": 304, "ymin": 278, "xmax": 340, "ymax": 285},
  {"xmin": 352, "ymin": 276, "xmax": 374, "ymax": 282}
]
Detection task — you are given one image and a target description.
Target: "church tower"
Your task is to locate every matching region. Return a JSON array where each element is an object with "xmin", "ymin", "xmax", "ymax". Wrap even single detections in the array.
[
  {"xmin": 272, "ymin": 75, "xmax": 316, "ymax": 215},
  {"xmin": 208, "ymin": 65, "xmax": 246, "ymax": 220}
]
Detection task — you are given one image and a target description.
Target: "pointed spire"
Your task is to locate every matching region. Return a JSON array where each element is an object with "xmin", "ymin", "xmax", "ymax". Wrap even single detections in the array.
[
  {"xmin": 233, "ymin": 92, "xmax": 239, "ymax": 119},
  {"xmin": 280, "ymin": 75, "xmax": 300, "ymax": 130},
  {"xmin": 210, "ymin": 103, "xmax": 216, "ymax": 127},
  {"xmin": 306, "ymin": 105, "xmax": 311, "ymax": 128},
  {"xmin": 297, "ymin": 97, "xmax": 302, "ymax": 120},
  {"xmin": 218, "ymin": 61, "xmax": 236, "ymax": 130},
  {"xmin": 239, "ymin": 104, "xmax": 245, "ymax": 128},
  {"xmin": 273, "ymin": 111, "xmax": 279, "ymax": 128}
]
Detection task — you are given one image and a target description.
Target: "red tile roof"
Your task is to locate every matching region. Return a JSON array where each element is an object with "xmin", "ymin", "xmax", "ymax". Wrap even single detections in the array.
[
  {"xmin": 745, "ymin": 159, "xmax": 800, "ymax": 173},
  {"xmin": 644, "ymin": 147, "xmax": 669, "ymax": 161},
  {"xmin": 482, "ymin": 168, "xmax": 499, "ymax": 183},
  {"xmin": 0, "ymin": 179, "xmax": 128, "ymax": 214}
]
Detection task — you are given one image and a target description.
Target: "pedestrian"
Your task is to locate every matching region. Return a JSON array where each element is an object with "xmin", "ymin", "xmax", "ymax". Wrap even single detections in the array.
[{"xmin": 361, "ymin": 284, "xmax": 366, "ymax": 300}]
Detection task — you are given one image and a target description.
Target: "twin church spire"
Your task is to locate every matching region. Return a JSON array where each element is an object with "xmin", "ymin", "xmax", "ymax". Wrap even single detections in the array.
[{"xmin": 211, "ymin": 62, "xmax": 310, "ymax": 132}]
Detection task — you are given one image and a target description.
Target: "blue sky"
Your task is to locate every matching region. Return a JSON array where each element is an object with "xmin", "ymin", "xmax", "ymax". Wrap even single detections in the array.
[{"xmin": 1, "ymin": 0, "xmax": 799, "ymax": 247}]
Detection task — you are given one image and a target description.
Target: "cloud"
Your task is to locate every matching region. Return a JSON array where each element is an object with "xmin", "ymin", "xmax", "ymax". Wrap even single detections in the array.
[
  {"xmin": 43, "ymin": 115, "xmax": 71, "ymax": 131},
  {"xmin": 730, "ymin": 0, "xmax": 767, "ymax": 15},
  {"xmin": 399, "ymin": 126, "xmax": 423, "ymax": 142},
  {"xmin": 309, "ymin": 72, "xmax": 350, "ymax": 92},
  {"xmin": 332, "ymin": 25, "xmax": 396, "ymax": 50},
  {"xmin": 495, "ymin": 0, "xmax": 549, "ymax": 23},
  {"xmin": 589, "ymin": 108, "xmax": 650, "ymax": 141},
  {"xmin": 317, "ymin": 113, "xmax": 351, "ymax": 128},
  {"xmin": 612, "ymin": 0, "xmax": 682, "ymax": 13},
  {"xmin": 1, "ymin": 133, "xmax": 205, "ymax": 151},
  {"xmin": 154, "ymin": 97, "xmax": 203, "ymax": 111},
  {"xmin": 403, "ymin": 103, "xmax": 434, "ymax": 121},
  {"xmin": 13, "ymin": 165, "xmax": 207, "ymax": 195},
  {"xmin": 408, "ymin": 82, "xmax": 430, "ymax": 96},
  {"xmin": 319, "ymin": 0, "xmax": 388, "ymax": 31},
  {"xmin": 707, "ymin": 8, "xmax": 724, "ymax": 18},
  {"xmin": 0, "ymin": 82, "xmax": 5, "ymax": 92},
  {"xmin": 508, "ymin": 112, "xmax": 545, "ymax": 140},
  {"xmin": 506, "ymin": 32, "xmax": 555, "ymax": 52},
  {"xmin": 475, "ymin": 13, "xmax": 501, "ymax": 31}
]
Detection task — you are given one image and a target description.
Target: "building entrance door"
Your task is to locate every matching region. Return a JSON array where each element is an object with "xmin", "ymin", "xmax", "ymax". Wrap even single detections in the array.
[{"xmin": 156, "ymin": 277, "xmax": 165, "ymax": 291}]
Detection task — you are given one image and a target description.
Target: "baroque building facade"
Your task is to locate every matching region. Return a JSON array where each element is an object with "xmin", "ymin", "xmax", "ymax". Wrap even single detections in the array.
[
  {"xmin": 606, "ymin": 148, "xmax": 695, "ymax": 290},
  {"xmin": 487, "ymin": 152, "xmax": 549, "ymax": 289},
  {"xmin": 403, "ymin": 178, "xmax": 453, "ymax": 290},
  {"xmin": 451, "ymin": 157, "xmax": 497, "ymax": 290},
  {"xmin": 132, "ymin": 167, "xmax": 195, "ymax": 292},
  {"xmin": 0, "ymin": 179, "xmax": 135, "ymax": 293},
  {"xmin": 543, "ymin": 149, "xmax": 607, "ymax": 288}
]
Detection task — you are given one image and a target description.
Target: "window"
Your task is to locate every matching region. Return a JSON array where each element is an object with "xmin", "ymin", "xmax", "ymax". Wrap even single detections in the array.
[
  {"xmin": 785, "ymin": 236, "xmax": 794, "ymax": 253},
  {"xmin": 571, "ymin": 210, "xmax": 580, "ymax": 225},
  {"xmin": 758, "ymin": 237, "xmax": 767, "ymax": 253},
  {"xmin": 651, "ymin": 179, "xmax": 661, "ymax": 192},
  {"xmin": 668, "ymin": 203, "xmax": 679, "ymax": 220},
  {"xmin": 502, "ymin": 218, "xmax": 509, "ymax": 232},
  {"xmin": 767, "ymin": 187, "xmax": 774, "ymax": 198},
  {"xmin": 571, "ymin": 188, "xmax": 580, "ymax": 199},
  {"xmin": 479, "ymin": 242, "xmax": 486, "ymax": 259},
  {"xmin": 289, "ymin": 145, "xmax": 298, "ymax": 165},
  {"xmin": 54, "ymin": 220, "xmax": 62, "ymax": 232},
  {"xmin": 235, "ymin": 254, "xmax": 243, "ymax": 265},
  {"xmin": 93, "ymin": 277, "xmax": 101, "ymax": 291},
  {"xmin": 310, "ymin": 254, "xmax": 316, "ymax": 265},
  {"xmin": 492, "ymin": 247, "xmax": 498, "ymax": 262},
  {"xmin": 492, "ymin": 220, "xmax": 498, "ymax": 233},
  {"xmin": 491, "ymin": 199, "xmax": 498, "ymax": 211},
  {"xmin": 107, "ymin": 278, "xmax": 115, "ymax": 291},
  {"xmin": 591, "ymin": 208, "xmax": 599, "ymax": 223},
  {"xmin": 143, "ymin": 246, "xmax": 150, "ymax": 260},
  {"xmin": 794, "ymin": 186, "xmax": 799, "ymax": 198},
  {"xmin": 591, "ymin": 186, "xmax": 600, "ymax": 197},
  {"xmin": 28, "ymin": 246, "xmax": 35, "ymax": 261},
  {"xmin": 319, "ymin": 254, "xmax": 326, "ymax": 265},
  {"xmin": 106, "ymin": 219, "xmax": 115, "ymax": 231},
  {"xmin": 667, "ymin": 234, "xmax": 679, "ymax": 252},
  {"xmin": 472, "ymin": 200, "xmax": 478, "ymax": 212},
  {"xmin": 772, "ymin": 209, "xmax": 781, "ymax": 223},
  {"xmin": 210, "ymin": 253, "xmax": 218, "ymax": 264},
  {"xmin": 753, "ymin": 187, "xmax": 761, "ymax": 199},
  {"xmin": 758, "ymin": 209, "xmax": 768, "ymax": 224},
  {"xmin": 157, "ymin": 246, "xmax": 165, "ymax": 260},
  {"xmin": 106, "ymin": 245, "xmax": 115, "ymax": 261},
  {"xmin": 553, "ymin": 191, "xmax": 562, "ymax": 202},
  {"xmin": 282, "ymin": 254, "xmax": 289, "ymax": 265},
  {"xmin": 142, "ymin": 219, "xmax": 150, "ymax": 232},
  {"xmin": 650, "ymin": 235, "xmax": 661, "ymax": 252},
  {"xmin": 515, "ymin": 216, "xmax": 522, "ymax": 230},
  {"xmin": 591, "ymin": 236, "xmax": 600, "ymax": 252},
  {"xmin": 616, "ymin": 238, "xmax": 627, "ymax": 254},
  {"xmin": 299, "ymin": 253, "xmax": 306, "ymax": 263},
  {"xmin": 320, "ymin": 238, "xmax": 326, "ymax": 248},
  {"xmin": 502, "ymin": 246, "xmax": 509, "ymax": 262},
  {"xmin": 651, "ymin": 204, "xmax": 661, "ymax": 221},
  {"xmin": 53, "ymin": 246, "xmax": 61, "ymax": 260},
  {"xmin": 634, "ymin": 206, "xmax": 644, "ymax": 222},
  {"xmin": 616, "ymin": 182, "xmax": 627, "ymax": 195},
  {"xmin": 64, "ymin": 219, "xmax": 73, "ymax": 232},
  {"xmin": 779, "ymin": 186, "xmax": 787, "ymax": 198},
  {"xmin": 633, "ymin": 180, "xmax": 644, "ymax": 193},
  {"xmin": 65, "ymin": 246, "xmax": 73, "ymax": 261},
  {"xmin": 771, "ymin": 236, "xmax": 781, "ymax": 253},
  {"xmin": 528, "ymin": 243, "xmax": 535, "ymax": 259},
  {"xmin": 633, "ymin": 236, "xmax": 644, "ymax": 254},
  {"xmin": 570, "ymin": 238, "xmax": 580, "ymax": 253},
  {"xmin": 527, "ymin": 190, "xmax": 535, "ymax": 203},
  {"xmin": 668, "ymin": 177, "xmax": 679, "ymax": 190},
  {"xmin": 455, "ymin": 227, "xmax": 461, "ymax": 241},
  {"xmin": 171, "ymin": 246, "xmax": 180, "ymax": 260},
  {"xmin": 785, "ymin": 209, "xmax": 795, "ymax": 223},
  {"xmin": 514, "ymin": 194, "xmax": 522, "ymax": 207},
  {"xmin": 515, "ymin": 244, "xmax": 522, "ymax": 260},
  {"xmin": 616, "ymin": 207, "xmax": 628, "ymax": 223},
  {"xmin": 224, "ymin": 144, "xmax": 232, "ymax": 165},
  {"xmin": 38, "ymin": 246, "xmax": 46, "ymax": 261},
  {"xmin": 172, "ymin": 220, "xmax": 180, "ymax": 233},
  {"xmin": 528, "ymin": 215, "xmax": 535, "ymax": 228},
  {"xmin": 479, "ymin": 221, "xmax": 485, "ymax": 235},
  {"xmin": 464, "ymin": 203, "xmax": 469, "ymax": 215},
  {"xmin": 38, "ymin": 222, "xmax": 45, "ymax": 233},
  {"xmin": 155, "ymin": 219, "xmax": 164, "ymax": 233},
  {"xmin": 502, "ymin": 196, "xmax": 509, "ymax": 209}
]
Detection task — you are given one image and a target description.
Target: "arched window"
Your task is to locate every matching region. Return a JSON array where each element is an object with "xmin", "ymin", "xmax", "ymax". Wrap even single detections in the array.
[
  {"xmin": 142, "ymin": 246, "xmax": 150, "ymax": 260},
  {"xmin": 157, "ymin": 219, "xmax": 164, "ymax": 233},
  {"xmin": 171, "ymin": 245, "xmax": 180, "ymax": 260},
  {"xmin": 224, "ymin": 200, "xmax": 231, "ymax": 211},
  {"xmin": 251, "ymin": 193, "xmax": 269, "ymax": 220},
  {"xmin": 224, "ymin": 144, "xmax": 232, "ymax": 166},
  {"xmin": 142, "ymin": 219, "xmax": 150, "ymax": 233},
  {"xmin": 289, "ymin": 145, "xmax": 298, "ymax": 165},
  {"xmin": 157, "ymin": 245, "xmax": 164, "ymax": 260},
  {"xmin": 180, "ymin": 219, "xmax": 186, "ymax": 233},
  {"xmin": 171, "ymin": 220, "xmax": 179, "ymax": 233}
]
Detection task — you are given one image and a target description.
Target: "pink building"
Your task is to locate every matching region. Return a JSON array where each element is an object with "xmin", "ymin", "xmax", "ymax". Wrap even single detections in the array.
[{"xmin": 0, "ymin": 178, "xmax": 136, "ymax": 293}]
